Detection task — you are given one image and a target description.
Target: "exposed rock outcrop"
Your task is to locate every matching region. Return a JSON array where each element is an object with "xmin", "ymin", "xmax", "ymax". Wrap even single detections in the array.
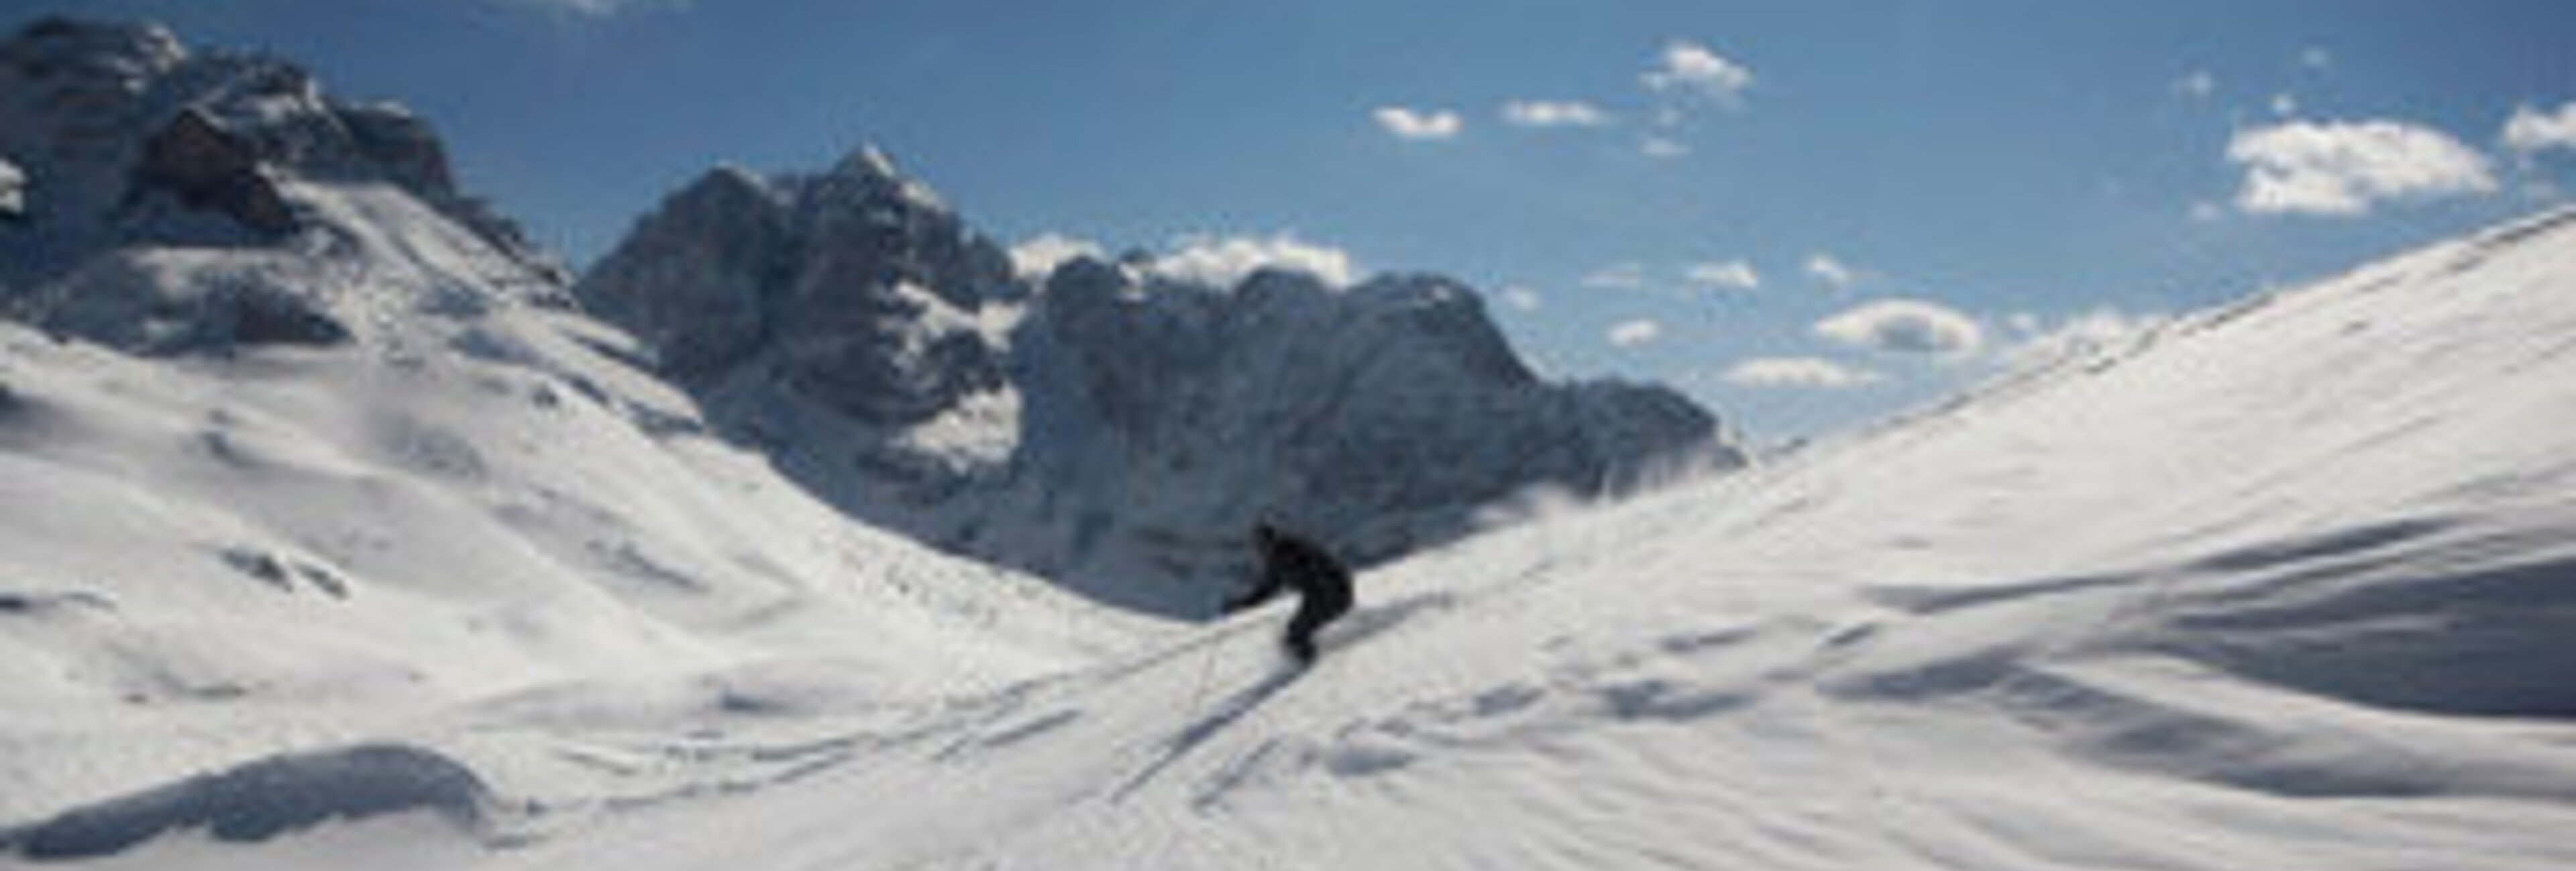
[{"xmin": 0, "ymin": 17, "xmax": 566, "ymax": 352}]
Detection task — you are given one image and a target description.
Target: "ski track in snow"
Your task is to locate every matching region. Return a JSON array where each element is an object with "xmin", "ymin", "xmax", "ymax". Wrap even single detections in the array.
[{"xmin": 11, "ymin": 208, "xmax": 2576, "ymax": 866}]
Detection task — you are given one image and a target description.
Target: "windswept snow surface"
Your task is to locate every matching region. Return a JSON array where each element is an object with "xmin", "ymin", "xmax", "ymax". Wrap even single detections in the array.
[
  {"xmin": 0, "ymin": 271, "xmax": 1145, "ymax": 858},
  {"xmin": 15, "ymin": 209, "xmax": 2576, "ymax": 870}
]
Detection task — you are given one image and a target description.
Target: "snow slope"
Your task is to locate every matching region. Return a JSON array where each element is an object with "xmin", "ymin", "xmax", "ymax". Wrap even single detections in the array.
[
  {"xmin": 0, "ymin": 20, "xmax": 1146, "ymax": 846},
  {"xmin": 0, "ymin": 289, "xmax": 1145, "ymax": 827},
  {"xmin": 19, "ymin": 212, "xmax": 2576, "ymax": 868}
]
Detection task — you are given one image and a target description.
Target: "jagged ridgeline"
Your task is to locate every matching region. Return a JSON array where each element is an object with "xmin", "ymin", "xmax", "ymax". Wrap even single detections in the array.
[
  {"xmin": 0, "ymin": 16, "xmax": 1741, "ymax": 617},
  {"xmin": 0, "ymin": 17, "xmax": 566, "ymax": 350},
  {"xmin": 576, "ymin": 151, "xmax": 1743, "ymax": 614}
]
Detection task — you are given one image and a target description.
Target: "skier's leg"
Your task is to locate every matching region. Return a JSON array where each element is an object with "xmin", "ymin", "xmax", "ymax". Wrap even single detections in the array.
[{"xmin": 1285, "ymin": 601, "xmax": 1328, "ymax": 664}]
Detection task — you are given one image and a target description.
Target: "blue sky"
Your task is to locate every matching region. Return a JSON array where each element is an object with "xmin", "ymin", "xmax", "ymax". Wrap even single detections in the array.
[{"xmin": 11, "ymin": 1, "xmax": 2576, "ymax": 440}]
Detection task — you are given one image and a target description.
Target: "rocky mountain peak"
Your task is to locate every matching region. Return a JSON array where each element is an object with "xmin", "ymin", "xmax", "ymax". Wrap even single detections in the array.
[
  {"xmin": 582, "ymin": 146, "xmax": 1741, "ymax": 613},
  {"xmin": 815, "ymin": 144, "xmax": 944, "ymax": 210},
  {"xmin": 578, "ymin": 153, "xmax": 1014, "ymax": 427},
  {"xmin": 0, "ymin": 17, "xmax": 565, "ymax": 353}
]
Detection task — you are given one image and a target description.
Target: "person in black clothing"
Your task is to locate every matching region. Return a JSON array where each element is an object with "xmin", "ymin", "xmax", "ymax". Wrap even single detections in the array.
[{"xmin": 1222, "ymin": 522, "xmax": 1354, "ymax": 665}]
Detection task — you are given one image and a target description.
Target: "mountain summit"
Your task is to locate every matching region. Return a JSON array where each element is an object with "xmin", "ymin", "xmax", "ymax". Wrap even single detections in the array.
[
  {"xmin": 578, "ymin": 151, "xmax": 1739, "ymax": 613},
  {"xmin": 0, "ymin": 17, "xmax": 563, "ymax": 352}
]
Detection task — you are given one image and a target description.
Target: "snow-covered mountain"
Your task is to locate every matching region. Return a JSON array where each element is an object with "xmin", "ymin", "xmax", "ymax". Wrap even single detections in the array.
[
  {"xmin": 0, "ymin": 17, "xmax": 1143, "ymax": 843},
  {"xmin": 576, "ymin": 154, "xmax": 1736, "ymax": 615},
  {"xmin": 0, "ymin": 18, "xmax": 566, "ymax": 350}
]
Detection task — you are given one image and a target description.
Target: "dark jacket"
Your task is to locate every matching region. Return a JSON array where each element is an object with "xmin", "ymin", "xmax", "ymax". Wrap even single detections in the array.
[{"xmin": 1224, "ymin": 527, "xmax": 1352, "ymax": 616}]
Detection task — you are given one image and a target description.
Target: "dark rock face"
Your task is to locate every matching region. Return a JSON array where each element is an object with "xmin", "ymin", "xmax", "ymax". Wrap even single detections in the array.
[
  {"xmin": 582, "ymin": 150, "xmax": 1743, "ymax": 615},
  {"xmin": 134, "ymin": 108, "xmax": 300, "ymax": 236},
  {"xmin": 579, "ymin": 150, "xmax": 1015, "ymax": 427},
  {"xmin": 578, "ymin": 166, "xmax": 788, "ymax": 377},
  {"xmin": 1029, "ymin": 264, "xmax": 1723, "ymax": 568}
]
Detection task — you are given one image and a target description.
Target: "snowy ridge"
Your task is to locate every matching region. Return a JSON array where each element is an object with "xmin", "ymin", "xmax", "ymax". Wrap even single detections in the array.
[
  {"xmin": 0, "ymin": 18, "xmax": 1149, "ymax": 854},
  {"xmin": 0, "ymin": 18, "xmax": 564, "ymax": 352}
]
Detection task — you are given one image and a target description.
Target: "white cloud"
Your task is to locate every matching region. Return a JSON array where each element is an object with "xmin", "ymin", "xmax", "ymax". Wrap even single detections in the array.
[
  {"xmin": 1008, "ymin": 233, "xmax": 1104, "ymax": 280},
  {"xmin": 1640, "ymin": 137, "xmax": 1689, "ymax": 160},
  {"xmin": 2300, "ymin": 46, "xmax": 2334, "ymax": 71},
  {"xmin": 2175, "ymin": 70, "xmax": 2217, "ymax": 99},
  {"xmin": 1580, "ymin": 262, "xmax": 1649, "ymax": 291},
  {"xmin": 2269, "ymin": 93, "xmax": 2300, "ymax": 117},
  {"xmin": 2504, "ymin": 102, "xmax": 2576, "ymax": 155},
  {"xmin": 1805, "ymin": 252, "xmax": 1859, "ymax": 290},
  {"xmin": 1501, "ymin": 100, "xmax": 1614, "ymax": 129},
  {"xmin": 1499, "ymin": 285, "xmax": 1543, "ymax": 311},
  {"xmin": 1373, "ymin": 106, "xmax": 1462, "ymax": 142},
  {"xmin": 1685, "ymin": 260, "xmax": 1760, "ymax": 292},
  {"xmin": 1643, "ymin": 40, "xmax": 1754, "ymax": 105},
  {"xmin": 1722, "ymin": 356, "xmax": 1882, "ymax": 389},
  {"xmin": 2000, "ymin": 307, "xmax": 2169, "ymax": 369},
  {"xmin": 2227, "ymin": 118, "xmax": 2498, "ymax": 217},
  {"xmin": 1150, "ymin": 232, "xmax": 1357, "ymax": 287},
  {"xmin": 1607, "ymin": 319, "xmax": 1664, "ymax": 348},
  {"xmin": 2188, "ymin": 200, "xmax": 2227, "ymax": 223},
  {"xmin": 1815, "ymin": 298, "xmax": 1986, "ymax": 358}
]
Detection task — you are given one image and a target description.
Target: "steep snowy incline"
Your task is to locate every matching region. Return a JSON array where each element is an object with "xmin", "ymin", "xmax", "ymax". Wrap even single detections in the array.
[
  {"xmin": 63, "ymin": 221, "xmax": 2576, "ymax": 869},
  {"xmin": 0, "ymin": 301, "xmax": 1146, "ymax": 829},
  {"xmin": 0, "ymin": 19, "xmax": 1150, "ymax": 853}
]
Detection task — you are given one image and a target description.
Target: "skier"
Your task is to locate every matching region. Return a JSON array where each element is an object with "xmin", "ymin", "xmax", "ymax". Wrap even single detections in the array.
[{"xmin": 1221, "ymin": 522, "xmax": 1353, "ymax": 665}]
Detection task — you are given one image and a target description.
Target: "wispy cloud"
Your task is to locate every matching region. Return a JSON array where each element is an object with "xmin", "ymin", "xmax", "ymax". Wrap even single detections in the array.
[
  {"xmin": 2174, "ymin": 70, "xmax": 2217, "ymax": 100},
  {"xmin": 1151, "ymin": 232, "xmax": 1358, "ymax": 287},
  {"xmin": 500, "ymin": 0, "xmax": 676, "ymax": 16},
  {"xmin": 1685, "ymin": 260, "xmax": 1760, "ymax": 292},
  {"xmin": 1633, "ymin": 39, "xmax": 1753, "ymax": 160},
  {"xmin": 1580, "ymin": 262, "xmax": 1649, "ymax": 291},
  {"xmin": 1805, "ymin": 252, "xmax": 1860, "ymax": 290},
  {"xmin": 1722, "ymin": 356, "xmax": 1882, "ymax": 389},
  {"xmin": 1815, "ymin": 298, "xmax": 1986, "ymax": 358},
  {"xmin": 1640, "ymin": 136, "xmax": 1689, "ymax": 160},
  {"xmin": 1642, "ymin": 40, "xmax": 1754, "ymax": 105},
  {"xmin": 2299, "ymin": 46, "xmax": 2334, "ymax": 71},
  {"xmin": 2228, "ymin": 118, "xmax": 2497, "ymax": 217},
  {"xmin": 1008, "ymin": 233, "xmax": 1104, "ymax": 280},
  {"xmin": 1607, "ymin": 319, "xmax": 1664, "ymax": 348},
  {"xmin": 2000, "ymin": 307, "xmax": 2169, "ymax": 370},
  {"xmin": 1499, "ymin": 285, "xmax": 1544, "ymax": 312},
  {"xmin": 2504, "ymin": 102, "xmax": 2576, "ymax": 156},
  {"xmin": 1501, "ymin": 99, "xmax": 1614, "ymax": 129},
  {"xmin": 1374, "ymin": 105, "xmax": 1463, "ymax": 142}
]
